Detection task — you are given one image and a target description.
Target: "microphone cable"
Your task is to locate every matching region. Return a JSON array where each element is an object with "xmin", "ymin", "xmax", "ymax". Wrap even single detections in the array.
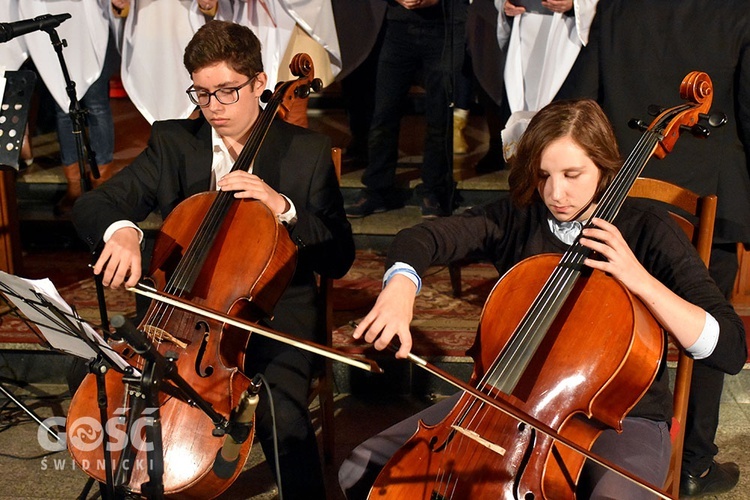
[{"xmin": 258, "ymin": 373, "xmax": 283, "ymax": 500}]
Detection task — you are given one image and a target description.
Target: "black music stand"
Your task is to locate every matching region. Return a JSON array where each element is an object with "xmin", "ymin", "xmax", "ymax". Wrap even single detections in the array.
[
  {"xmin": 0, "ymin": 70, "xmax": 35, "ymax": 275},
  {"xmin": 0, "ymin": 271, "xmax": 135, "ymax": 500},
  {"xmin": 0, "ymin": 69, "xmax": 36, "ymax": 171},
  {"xmin": 0, "ymin": 69, "xmax": 62, "ymax": 450}
]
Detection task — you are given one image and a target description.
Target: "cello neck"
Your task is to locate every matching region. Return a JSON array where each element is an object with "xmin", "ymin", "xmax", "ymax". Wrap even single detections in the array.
[
  {"xmin": 483, "ymin": 73, "xmax": 716, "ymax": 395},
  {"xmin": 230, "ymin": 83, "xmax": 289, "ymax": 174},
  {"xmin": 166, "ymin": 67, "xmax": 316, "ymax": 296}
]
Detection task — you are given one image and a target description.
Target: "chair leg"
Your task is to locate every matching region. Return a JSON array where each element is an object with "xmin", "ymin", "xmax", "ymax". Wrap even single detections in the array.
[
  {"xmin": 318, "ymin": 359, "xmax": 335, "ymax": 464},
  {"xmin": 449, "ymin": 262, "xmax": 462, "ymax": 298}
]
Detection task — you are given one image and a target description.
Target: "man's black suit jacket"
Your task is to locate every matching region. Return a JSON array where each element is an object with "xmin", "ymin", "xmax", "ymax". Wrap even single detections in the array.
[
  {"xmin": 558, "ymin": 0, "xmax": 750, "ymax": 245},
  {"xmin": 73, "ymin": 116, "xmax": 355, "ymax": 342}
]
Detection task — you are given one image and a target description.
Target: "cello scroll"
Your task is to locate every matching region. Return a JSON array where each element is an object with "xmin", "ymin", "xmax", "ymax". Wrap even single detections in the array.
[
  {"xmin": 629, "ymin": 71, "xmax": 725, "ymax": 158},
  {"xmin": 271, "ymin": 53, "xmax": 323, "ymax": 121}
]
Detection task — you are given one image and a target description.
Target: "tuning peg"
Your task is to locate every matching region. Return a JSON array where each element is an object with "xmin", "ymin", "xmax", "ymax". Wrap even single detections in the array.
[
  {"xmin": 647, "ymin": 104, "xmax": 665, "ymax": 117},
  {"xmin": 699, "ymin": 112, "xmax": 727, "ymax": 128},
  {"xmin": 691, "ymin": 124, "xmax": 710, "ymax": 138},
  {"xmin": 628, "ymin": 119, "xmax": 649, "ymax": 132},
  {"xmin": 295, "ymin": 84, "xmax": 311, "ymax": 99},
  {"xmin": 260, "ymin": 89, "xmax": 273, "ymax": 104},
  {"xmin": 681, "ymin": 123, "xmax": 710, "ymax": 138},
  {"xmin": 311, "ymin": 78, "xmax": 323, "ymax": 93}
]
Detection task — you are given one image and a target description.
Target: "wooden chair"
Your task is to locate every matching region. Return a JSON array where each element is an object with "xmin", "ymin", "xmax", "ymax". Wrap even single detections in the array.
[
  {"xmin": 627, "ymin": 177, "xmax": 717, "ymax": 498},
  {"xmin": 732, "ymin": 243, "xmax": 750, "ymax": 308},
  {"xmin": 308, "ymin": 146, "xmax": 342, "ymax": 464}
]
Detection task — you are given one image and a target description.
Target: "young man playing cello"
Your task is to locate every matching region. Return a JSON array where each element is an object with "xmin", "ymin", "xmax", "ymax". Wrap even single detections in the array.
[
  {"xmin": 339, "ymin": 99, "xmax": 746, "ymax": 499},
  {"xmin": 73, "ymin": 20, "xmax": 354, "ymax": 499}
]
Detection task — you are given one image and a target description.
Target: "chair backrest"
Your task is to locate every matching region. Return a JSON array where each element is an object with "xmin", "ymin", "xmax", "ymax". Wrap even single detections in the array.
[
  {"xmin": 309, "ymin": 146, "xmax": 342, "ymax": 464},
  {"xmin": 324, "ymin": 147, "xmax": 342, "ymax": 348},
  {"xmin": 627, "ymin": 177, "xmax": 717, "ymax": 497}
]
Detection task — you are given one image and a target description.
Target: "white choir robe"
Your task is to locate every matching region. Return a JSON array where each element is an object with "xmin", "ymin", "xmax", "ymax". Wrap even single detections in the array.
[
  {"xmin": 120, "ymin": 0, "xmax": 198, "ymax": 123},
  {"xmin": 0, "ymin": 0, "xmax": 29, "ymax": 72},
  {"xmin": 228, "ymin": 0, "xmax": 341, "ymax": 93},
  {"xmin": 13, "ymin": 0, "xmax": 110, "ymax": 112},
  {"xmin": 115, "ymin": 0, "xmax": 341, "ymax": 123},
  {"xmin": 495, "ymin": 0, "xmax": 597, "ymax": 116}
]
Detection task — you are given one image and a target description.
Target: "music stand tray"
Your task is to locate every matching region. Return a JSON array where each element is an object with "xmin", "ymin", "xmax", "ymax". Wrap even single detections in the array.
[{"xmin": 0, "ymin": 70, "xmax": 36, "ymax": 171}]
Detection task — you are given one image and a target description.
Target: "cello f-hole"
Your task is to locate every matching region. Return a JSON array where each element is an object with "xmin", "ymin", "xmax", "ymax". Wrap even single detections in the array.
[
  {"xmin": 195, "ymin": 321, "xmax": 214, "ymax": 377},
  {"xmin": 514, "ymin": 428, "xmax": 537, "ymax": 500},
  {"xmin": 428, "ymin": 435, "xmax": 439, "ymax": 450}
]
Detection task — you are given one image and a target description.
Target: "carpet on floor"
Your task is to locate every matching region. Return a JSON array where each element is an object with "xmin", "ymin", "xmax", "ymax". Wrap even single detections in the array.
[
  {"xmin": 1, "ymin": 250, "xmax": 748, "ymax": 365},
  {"xmin": 0, "ymin": 250, "xmax": 136, "ymax": 344}
]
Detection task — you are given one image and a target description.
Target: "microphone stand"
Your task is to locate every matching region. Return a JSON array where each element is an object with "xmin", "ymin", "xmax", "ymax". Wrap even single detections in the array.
[
  {"xmin": 42, "ymin": 24, "xmax": 109, "ymax": 335},
  {"xmin": 110, "ymin": 315, "xmax": 256, "ymax": 498}
]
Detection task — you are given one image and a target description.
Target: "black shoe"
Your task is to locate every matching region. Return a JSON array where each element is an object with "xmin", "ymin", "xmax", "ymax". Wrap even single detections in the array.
[
  {"xmin": 680, "ymin": 461, "xmax": 740, "ymax": 498},
  {"xmin": 420, "ymin": 194, "xmax": 449, "ymax": 219},
  {"xmin": 346, "ymin": 190, "xmax": 389, "ymax": 218}
]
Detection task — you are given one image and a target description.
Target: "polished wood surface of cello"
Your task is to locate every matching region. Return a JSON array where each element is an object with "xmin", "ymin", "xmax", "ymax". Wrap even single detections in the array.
[
  {"xmin": 66, "ymin": 54, "xmax": 320, "ymax": 498},
  {"xmin": 371, "ymin": 256, "xmax": 663, "ymax": 499},
  {"xmin": 370, "ymin": 72, "xmax": 716, "ymax": 499},
  {"xmin": 68, "ymin": 200, "xmax": 295, "ymax": 498}
]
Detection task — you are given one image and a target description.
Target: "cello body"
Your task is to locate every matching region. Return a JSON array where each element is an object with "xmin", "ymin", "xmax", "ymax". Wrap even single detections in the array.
[
  {"xmin": 370, "ymin": 255, "xmax": 663, "ymax": 499},
  {"xmin": 66, "ymin": 195, "xmax": 296, "ymax": 498}
]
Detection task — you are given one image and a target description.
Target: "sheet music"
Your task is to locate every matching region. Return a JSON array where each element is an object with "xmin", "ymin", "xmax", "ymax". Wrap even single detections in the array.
[{"xmin": 0, "ymin": 271, "xmax": 136, "ymax": 374}]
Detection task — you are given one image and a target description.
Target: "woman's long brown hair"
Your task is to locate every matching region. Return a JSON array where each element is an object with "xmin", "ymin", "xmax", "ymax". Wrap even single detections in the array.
[{"xmin": 507, "ymin": 99, "xmax": 622, "ymax": 208}]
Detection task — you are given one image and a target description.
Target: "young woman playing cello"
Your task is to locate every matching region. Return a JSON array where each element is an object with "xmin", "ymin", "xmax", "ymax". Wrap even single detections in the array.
[{"xmin": 339, "ymin": 99, "xmax": 746, "ymax": 499}]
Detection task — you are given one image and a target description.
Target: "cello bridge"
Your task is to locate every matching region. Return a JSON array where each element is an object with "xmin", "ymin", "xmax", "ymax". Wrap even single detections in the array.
[
  {"xmin": 142, "ymin": 325, "xmax": 189, "ymax": 349},
  {"xmin": 450, "ymin": 424, "xmax": 507, "ymax": 456}
]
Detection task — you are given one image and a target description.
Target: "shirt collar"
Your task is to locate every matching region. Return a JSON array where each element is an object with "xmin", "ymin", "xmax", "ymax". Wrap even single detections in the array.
[{"xmin": 547, "ymin": 217, "xmax": 585, "ymax": 246}]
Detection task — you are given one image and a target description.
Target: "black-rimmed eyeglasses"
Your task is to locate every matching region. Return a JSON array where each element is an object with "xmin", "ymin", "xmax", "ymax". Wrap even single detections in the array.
[{"xmin": 186, "ymin": 76, "xmax": 256, "ymax": 107}]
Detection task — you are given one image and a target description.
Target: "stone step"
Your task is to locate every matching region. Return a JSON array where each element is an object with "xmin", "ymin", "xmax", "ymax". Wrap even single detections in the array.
[
  {"xmin": 14, "ymin": 137, "xmax": 510, "ymax": 252},
  {"xmin": 15, "ymin": 155, "xmax": 510, "ymax": 204}
]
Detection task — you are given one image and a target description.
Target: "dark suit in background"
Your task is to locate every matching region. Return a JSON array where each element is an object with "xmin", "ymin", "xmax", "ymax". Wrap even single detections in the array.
[
  {"xmin": 331, "ymin": 0, "xmax": 387, "ymax": 163},
  {"xmin": 73, "ymin": 116, "xmax": 355, "ymax": 498},
  {"xmin": 557, "ymin": 0, "xmax": 750, "ymax": 489}
]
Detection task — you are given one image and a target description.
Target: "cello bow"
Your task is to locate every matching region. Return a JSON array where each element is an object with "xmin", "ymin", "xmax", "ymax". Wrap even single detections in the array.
[{"xmin": 129, "ymin": 282, "xmax": 383, "ymax": 374}]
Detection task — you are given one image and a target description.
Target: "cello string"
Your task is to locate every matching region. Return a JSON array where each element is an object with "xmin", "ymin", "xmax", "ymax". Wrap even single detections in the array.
[
  {"xmin": 430, "ymin": 130, "xmax": 662, "ymax": 494},
  {"xmin": 430, "ymin": 129, "xmax": 662, "ymax": 495},
  {"xmin": 473, "ymin": 129, "xmax": 659, "ymax": 397},
  {"xmin": 433, "ymin": 400, "xmax": 479, "ymax": 496},
  {"xmin": 147, "ymin": 91, "xmax": 284, "ymax": 336}
]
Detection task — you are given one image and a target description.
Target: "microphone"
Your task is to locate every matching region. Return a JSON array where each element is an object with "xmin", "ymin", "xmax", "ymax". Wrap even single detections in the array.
[
  {"xmin": 0, "ymin": 13, "xmax": 72, "ymax": 43},
  {"xmin": 212, "ymin": 375, "xmax": 263, "ymax": 479}
]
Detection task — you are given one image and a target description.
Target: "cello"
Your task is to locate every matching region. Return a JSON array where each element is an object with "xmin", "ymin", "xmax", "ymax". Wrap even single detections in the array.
[
  {"xmin": 369, "ymin": 72, "xmax": 717, "ymax": 499},
  {"xmin": 65, "ymin": 54, "xmax": 326, "ymax": 498}
]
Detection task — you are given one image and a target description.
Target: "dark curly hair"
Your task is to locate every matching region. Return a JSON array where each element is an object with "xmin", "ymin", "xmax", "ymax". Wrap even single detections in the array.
[
  {"xmin": 183, "ymin": 20, "xmax": 263, "ymax": 79},
  {"xmin": 507, "ymin": 99, "xmax": 622, "ymax": 207}
]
